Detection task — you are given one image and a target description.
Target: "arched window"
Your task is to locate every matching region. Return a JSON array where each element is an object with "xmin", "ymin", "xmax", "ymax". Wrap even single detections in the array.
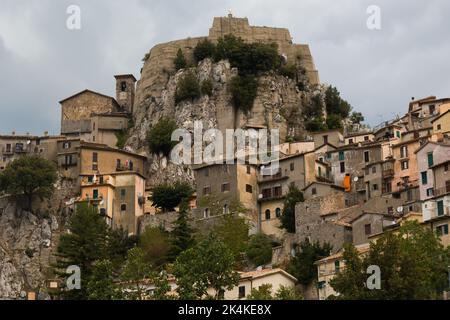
[
  {"xmin": 223, "ymin": 204, "xmax": 229, "ymax": 215},
  {"xmin": 265, "ymin": 209, "xmax": 271, "ymax": 220},
  {"xmin": 275, "ymin": 208, "xmax": 281, "ymax": 218}
]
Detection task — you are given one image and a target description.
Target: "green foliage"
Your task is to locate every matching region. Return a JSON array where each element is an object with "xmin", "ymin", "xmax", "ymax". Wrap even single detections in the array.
[
  {"xmin": 246, "ymin": 233, "xmax": 273, "ymax": 267},
  {"xmin": 200, "ymin": 79, "xmax": 213, "ymax": 96},
  {"xmin": 305, "ymin": 117, "xmax": 328, "ymax": 132},
  {"xmin": 147, "ymin": 117, "xmax": 178, "ymax": 156},
  {"xmin": 55, "ymin": 203, "xmax": 109, "ymax": 299},
  {"xmin": 194, "ymin": 39, "xmax": 216, "ymax": 63},
  {"xmin": 87, "ymin": 260, "xmax": 121, "ymax": 300},
  {"xmin": 168, "ymin": 200, "xmax": 196, "ymax": 262},
  {"xmin": 330, "ymin": 222, "xmax": 450, "ymax": 300},
  {"xmin": 121, "ymin": 247, "xmax": 153, "ymax": 300},
  {"xmin": 107, "ymin": 227, "xmax": 138, "ymax": 269},
  {"xmin": 173, "ymin": 234, "xmax": 239, "ymax": 299},
  {"xmin": 324, "ymin": 86, "xmax": 352, "ymax": 119},
  {"xmin": 350, "ymin": 111, "xmax": 365, "ymax": 124},
  {"xmin": 280, "ymin": 184, "xmax": 304, "ymax": 233},
  {"xmin": 151, "ymin": 181, "xmax": 194, "ymax": 212},
  {"xmin": 246, "ymin": 284, "xmax": 304, "ymax": 300},
  {"xmin": 326, "ymin": 113, "xmax": 343, "ymax": 130},
  {"xmin": 115, "ymin": 129, "xmax": 128, "ymax": 149},
  {"xmin": 229, "ymin": 74, "xmax": 258, "ymax": 113},
  {"xmin": 279, "ymin": 64, "xmax": 298, "ymax": 80},
  {"xmin": 0, "ymin": 155, "xmax": 57, "ymax": 210},
  {"xmin": 213, "ymin": 214, "xmax": 249, "ymax": 261},
  {"xmin": 175, "ymin": 71, "xmax": 201, "ymax": 103},
  {"xmin": 288, "ymin": 239, "xmax": 332, "ymax": 285},
  {"xmin": 149, "ymin": 271, "xmax": 174, "ymax": 300},
  {"xmin": 174, "ymin": 48, "xmax": 187, "ymax": 71},
  {"xmin": 139, "ymin": 226, "xmax": 171, "ymax": 269}
]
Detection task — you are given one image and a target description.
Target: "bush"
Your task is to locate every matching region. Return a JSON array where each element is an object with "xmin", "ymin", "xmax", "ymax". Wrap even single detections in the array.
[
  {"xmin": 326, "ymin": 113, "xmax": 343, "ymax": 130},
  {"xmin": 175, "ymin": 71, "xmax": 200, "ymax": 103},
  {"xmin": 174, "ymin": 48, "xmax": 187, "ymax": 71},
  {"xmin": 246, "ymin": 234, "xmax": 273, "ymax": 267},
  {"xmin": 194, "ymin": 39, "xmax": 216, "ymax": 63},
  {"xmin": 229, "ymin": 75, "xmax": 258, "ymax": 113},
  {"xmin": 147, "ymin": 117, "xmax": 178, "ymax": 156},
  {"xmin": 200, "ymin": 79, "xmax": 213, "ymax": 96},
  {"xmin": 279, "ymin": 64, "xmax": 298, "ymax": 80},
  {"xmin": 324, "ymin": 86, "xmax": 352, "ymax": 119},
  {"xmin": 139, "ymin": 226, "xmax": 171, "ymax": 269},
  {"xmin": 151, "ymin": 181, "xmax": 194, "ymax": 211},
  {"xmin": 280, "ymin": 184, "xmax": 304, "ymax": 233}
]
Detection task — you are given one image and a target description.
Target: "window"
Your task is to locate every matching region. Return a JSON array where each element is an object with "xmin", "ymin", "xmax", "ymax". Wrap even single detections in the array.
[
  {"xmin": 445, "ymin": 164, "xmax": 449, "ymax": 172},
  {"xmin": 238, "ymin": 286, "xmax": 246, "ymax": 299},
  {"xmin": 326, "ymin": 153, "xmax": 331, "ymax": 160},
  {"xmin": 92, "ymin": 163, "xmax": 98, "ymax": 171},
  {"xmin": 120, "ymin": 204, "xmax": 127, "ymax": 212},
  {"xmin": 6, "ymin": 144, "xmax": 11, "ymax": 152},
  {"xmin": 204, "ymin": 168, "xmax": 209, "ymax": 177},
  {"xmin": 318, "ymin": 166, "xmax": 322, "ymax": 177},
  {"xmin": 401, "ymin": 161, "xmax": 409, "ymax": 170},
  {"xmin": 203, "ymin": 186, "xmax": 211, "ymax": 195},
  {"xmin": 372, "ymin": 166, "xmax": 377, "ymax": 174},
  {"xmin": 93, "ymin": 189, "xmax": 99, "ymax": 199},
  {"xmin": 245, "ymin": 184, "xmax": 253, "ymax": 193},
  {"xmin": 365, "ymin": 224, "xmax": 371, "ymax": 236},
  {"xmin": 323, "ymin": 135, "xmax": 328, "ymax": 144},
  {"xmin": 429, "ymin": 104, "xmax": 436, "ymax": 114},
  {"xmin": 446, "ymin": 180, "xmax": 450, "ymax": 193},
  {"xmin": 129, "ymin": 161, "xmax": 133, "ymax": 171},
  {"xmin": 400, "ymin": 146, "xmax": 408, "ymax": 158},
  {"xmin": 426, "ymin": 188, "xmax": 434, "ymax": 197},
  {"xmin": 290, "ymin": 162, "xmax": 295, "ymax": 171},
  {"xmin": 312, "ymin": 187, "xmax": 317, "ymax": 195},
  {"xmin": 273, "ymin": 186, "xmax": 282, "ymax": 197},
  {"xmin": 223, "ymin": 204, "xmax": 229, "ymax": 215},
  {"xmin": 87, "ymin": 176, "xmax": 93, "ymax": 183},
  {"xmin": 262, "ymin": 188, "xmax": 272, "ymax": 199},
  {"xmin": 364, "ymin": 136, "xmax": 369, "ymax": 141},
  {"xmin": 120, "ymin": 189, "xmax": 126, "ymax": 198},
  {"xmin": 92, "ymin": 136, "xmax": 96, "ymax": 142},
  {"xmin": 373, "ymin": 184, "xmax": 378, "ymax": 191},
  {"xmin": 204, "ymin": 208, "xmax": 210, "ymax": 218},
  {"xmin": 437, "ymin": 200, "xmax": 444, "ymax": 217},
  {"xmin": 246, "ymin": 166, "xmax": 251, "ymax": 174},
  {"xmin": 121, "ymin": 81, "xmax": 127, "ymax": 92},
  {"xmin": 92, "ymin": 151, "xmax": 98, "ymax": 162},
  {"xmin": 65, "ymin": 155, "xmax": 73, "ymax": 165},
  {"xmin": 335, "ymin": 260, "xmax": 340, "ymax": 273},
  {"xmin": 221, "ymin": 183, "xmax": 230, "ymax": 192},
  {"xmin": 93, "ymin": 122, "xmax": 96, "ymax": 131},
  {"xmin": 421, "ymin": 171, "xmax": 428, "ymax": 185},
  {"xmin": 348, "ymin": 138, "xmax": 353, "ymax": 144},
  {"xmin": 339, "ymin": 151, "xmax": 345, "ymax": 161},
  {"xmin": 265, "ymin": 209, "xmax": 271, "ymax": 220},
  {"xmin": 427, "ymin": 152, "xmax": 434, "ymax": 168},
  {"xmin": 340, "ymin": 162, "xmax": 345, "ymax": 173},
  {"xmin": 63, "ymin": 142, "xmax": 71, "ymax": 149},
  {"xmin": 364, "ymin": 151, "xmax": 370, "ymax": 163},
  {"xmin": 407, "ymin": 189, "xmax": 413, "ymax": 201},
  {"xmin": 437, "ymin": 124, "xmax": 442, "ymax": 130},
  {"xmin": 276, "ymin": 208, "xmax": 281, "ymax": 218},
  {"xmin": 116, "ymin": 159, "xmax": 121, "ymax": 169},
  {"xmin": 396, "ymin": 131, "xmax": 401, "ymax": 138},
  {"xmin": 436, "ymin": 224, "xmax": 449, "ymax": 236}
]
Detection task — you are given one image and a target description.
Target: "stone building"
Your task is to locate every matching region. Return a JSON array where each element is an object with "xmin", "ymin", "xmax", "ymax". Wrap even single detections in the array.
[
  {"xmin": 350, "ymin": 212, "xmax": 397, "ymax": 246},
  {"xmin": 344, "ymin": 131, "xmax": 374, "ymax": 145},
  {"xmin": 432, "ymin": 107, "xmax": 450, "ymax": 136},
  {"xmin": 114, "ymin": 74, "xmax": 137, "ymax": 113}
]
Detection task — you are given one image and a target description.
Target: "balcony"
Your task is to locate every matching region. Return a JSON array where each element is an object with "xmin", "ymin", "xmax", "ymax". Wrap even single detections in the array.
[
  {"xmin": 434, "ymin": 186, "xmax": 450, "ymax": 198},
  {"xmin": 116, "ymin": 164, "xmax": 134, "ymax": 172},
  {"xmin": 258, "ymin": 171, "xmax": 289, "ymax": 183},
  {"xmin": 382, "ymin": 169, "xmax": 394, "ymax": 178}
]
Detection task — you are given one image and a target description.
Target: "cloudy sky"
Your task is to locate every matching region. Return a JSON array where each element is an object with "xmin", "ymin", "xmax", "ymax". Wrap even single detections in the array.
[{"xmin": 1, "ymin": 0, "xmax": 449, "ymax": 135}]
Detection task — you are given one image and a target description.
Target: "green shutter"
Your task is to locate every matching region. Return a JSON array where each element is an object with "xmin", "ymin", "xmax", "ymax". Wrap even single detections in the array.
[
  {"xmin": 437, "ymin": 200, "xmax": 444, "ymax": 216},
  {"xmin": 421, "ymin": 172, "xmax": 428, "ymax": 185},
  {"xmin": 444, "ymin": 225, "xmax": 449, "ymax": 235},
  {"xmin": 428, "ymin": 152, "xmax": 434, "ymax": 167},
  {"xmin": 339, "ymin": 151, "xmax": 344, "ymax": 161}
]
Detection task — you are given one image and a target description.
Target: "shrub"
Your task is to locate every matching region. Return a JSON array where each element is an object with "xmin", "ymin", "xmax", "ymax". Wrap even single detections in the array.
[
  {"xmin": 229, "ymin": 75, "xmax": 258, "ymax": 113},
  {"xmin": 246, "ymin": 233, "xmax": 273, "ymax": 267},
  {"xmin": 151, "ymin": 181, "xmax": 194, "ymax": 211},
  {"xmin": 200, "ymin": 79, "xmax": 213, "ymax": 96},
  {"xmin": 326, "ymin": 113, "xmax": 343, "ymax": 130},
  {"xmin": 139, "ymin": 226, "xmax": 171, "ymax": 269},
  {"xmin": 194, "ymin": 39, "xmax": 216, "ymax": 63},
  {"xmin": 147, "ymin": 117, "xmax": 178, "ymax": 156},
  {"xmin": 174, "ymin": 48, "xmax": 187, "ymax": 71},
  {"xmin": 279, "ymin": 64, "xmax": 298, "ymax": 80},
  {"xmin": 324, "ymin": 86, "xmax": 352, "ymax": 119},
  {"xmin": 175, "ymin": 71, "xmax": 200, "ymax": 103}
]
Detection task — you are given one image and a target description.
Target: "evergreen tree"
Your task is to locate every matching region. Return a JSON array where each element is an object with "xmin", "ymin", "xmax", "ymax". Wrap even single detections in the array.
[
  {"xmin": 87, "ymin": 259, "xmax": 121, "ymax": 300},
  {"xmin": 121, "ymin": 247, "xmax": 153, "ymax": 300},
  {"xmin": 55, "ymin": 203, "xmax": 109, "ymax": 299},
  {"xmin": 174, "ymin": 48, "xmax": 187, "ymax": 71},
  {"xmin": 246, "ymin": 233, "xmax": 273, "ymax": 267},
  {"xmin": 147, "ymin": 117, "xmax": 178, "ymax": 157},
  {"xmin": 280, "ymin": 184, "xmax": 304, "ymax": 233},
  {"xmin": 139, "ymin": 226, "xmax": 171, "ymax": 269},
  {"xmin": 169, "ymin": 200, "xmax": 195, "ymax": 261}
]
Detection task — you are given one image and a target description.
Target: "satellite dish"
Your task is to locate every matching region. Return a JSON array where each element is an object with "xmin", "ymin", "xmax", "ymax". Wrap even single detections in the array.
[
  {"xmin": 353, "ymin": 177, "xmax": 359, "ymax": 182},
  {"xmin": 27, "ymin": 140, "xmax": 31, "ymax": 145},
  {"xmin": 397, "ymin": 206, "xmax": 404, "ymax": 213}
]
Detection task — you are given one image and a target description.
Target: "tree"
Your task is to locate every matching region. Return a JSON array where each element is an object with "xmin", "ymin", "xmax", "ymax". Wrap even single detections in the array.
[
  {"xmin": 174, "ymin": 48, "xmax": 187, "ymax": 71},
  {"xmin": 280, "ymin": 184, "xmax": 304, "ymax": 233},
  {"xmin": 168, "ymin": 200, "xmax": 195, "ymax": 261},
  {"xmin": 147, "ymin": 117, "xmax": 178, "ymax": 156},
  {"xmin": 324, "ymin": 86, "xmax": 352, "ymax": 119},
  {"xmin": 200, "ymin": 79, "xmax": 213, "ymax": 96},
  {"xmin": 0, "ymin": 155, "xmax": 57, "ymax": 210},
  {"xmin": 246, "ymin": 234, "xmax": 273, "ymax": 267},
  {"xmin": 213, "ymin": 214, "xmax": 249, "ymax": 262},
  {"xmin": 149, "ymin": 271, "xmax": 174, "ymax": 300},
  {"xmin": 288, "ymin": 239, "xmax": 332, "ymax": 285},
  {"xmin": 175, "ymin": 71, "xmax": 201, "ymax": 103},
  {"xmin": 173, "ymin": 234, "xmax": 239, "ymax": 300},
  {"xmin": 330, "ymin": 222, "xmax": 450, "ymax": 300},
  {"xmin": 107, "ymin": 227, "xmax": 138, "ymax": 269},
  {"xmin": 246, "ymin": 284, "xmax": 273, "ymax": 300},
  {"xmin": 350, "ymin": 111, "xmax": 365, "ymax": 124},
  {"xmin": 139, "ymin": 226, "xmax": 171, "ymax": 269},
  {"xmin": 87, "ymin": 259, "xmax": 121, "ymax": 300},
  {"xmin": 275, "ymin": 285, "xmax": 304, "ymax": 300},
  {"xmin": 194, "ymin": 39, "xmax": 216, "ymax": 63},
  {"xmin": 55, "ymin": 203, "xmax": 109, "ymax": 299},
  {"xmin": 151, "ymin": 181, "xmax": 194, "ymax": 212},
  {"xmin": 326, "ymin": 113, "xmax": 343, "ymax": 130},
  {"xmin": 121, "ymin": 247, "xmax": 153, "ymax": 300},
  {"xmin": 229, "ymin": 74, "xmax": 258, "ymax": 113}
]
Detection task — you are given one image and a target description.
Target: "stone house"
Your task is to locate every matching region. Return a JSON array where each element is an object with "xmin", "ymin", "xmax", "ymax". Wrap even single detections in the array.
[
  {"xmin": 421, "ymin": 159, "xmax": 450, "ymax": 222},
  {"xmin": 374, "ymin": 122, "xmax": 405, "ymax": 141},
  {"xmin": 313, "ymin": 130, "xmax": 344, "ymax": 150},
  {"xmin": 344, "ymin": 131, "xmax": 374, "ymax": 145},
  {"xmin": 432, "ymin": 108, "xmax": 450, "ymax": 136},
  {"xmin": 350, "ymin": 212, "xmax": 397, "ymax": 246},
  {"xmin": 302, "ymin": 181, "xmax": 345, "ymax": 200}
]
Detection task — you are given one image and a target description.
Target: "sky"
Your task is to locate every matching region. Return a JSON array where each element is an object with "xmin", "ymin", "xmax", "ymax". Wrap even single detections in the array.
[{"xmin": 1, "ymin": 0, "xmax": 449, "ymax": 135}]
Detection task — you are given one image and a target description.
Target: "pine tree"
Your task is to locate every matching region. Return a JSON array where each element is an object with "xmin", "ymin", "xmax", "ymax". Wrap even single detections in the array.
[
  {"xmin": 87, "ymin": 260, "xmax": 121, "ymax": 300},
  {"xmin": 174, "ymin": 48, "xmax": 187, "ymax": 71},
  {"xmin": 168, "ymin": 200, "xmax": 195, "ymax": 261},
  {"xmin": 280, "ymin": 184, "xmax": 304, "ymax": 233}
]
